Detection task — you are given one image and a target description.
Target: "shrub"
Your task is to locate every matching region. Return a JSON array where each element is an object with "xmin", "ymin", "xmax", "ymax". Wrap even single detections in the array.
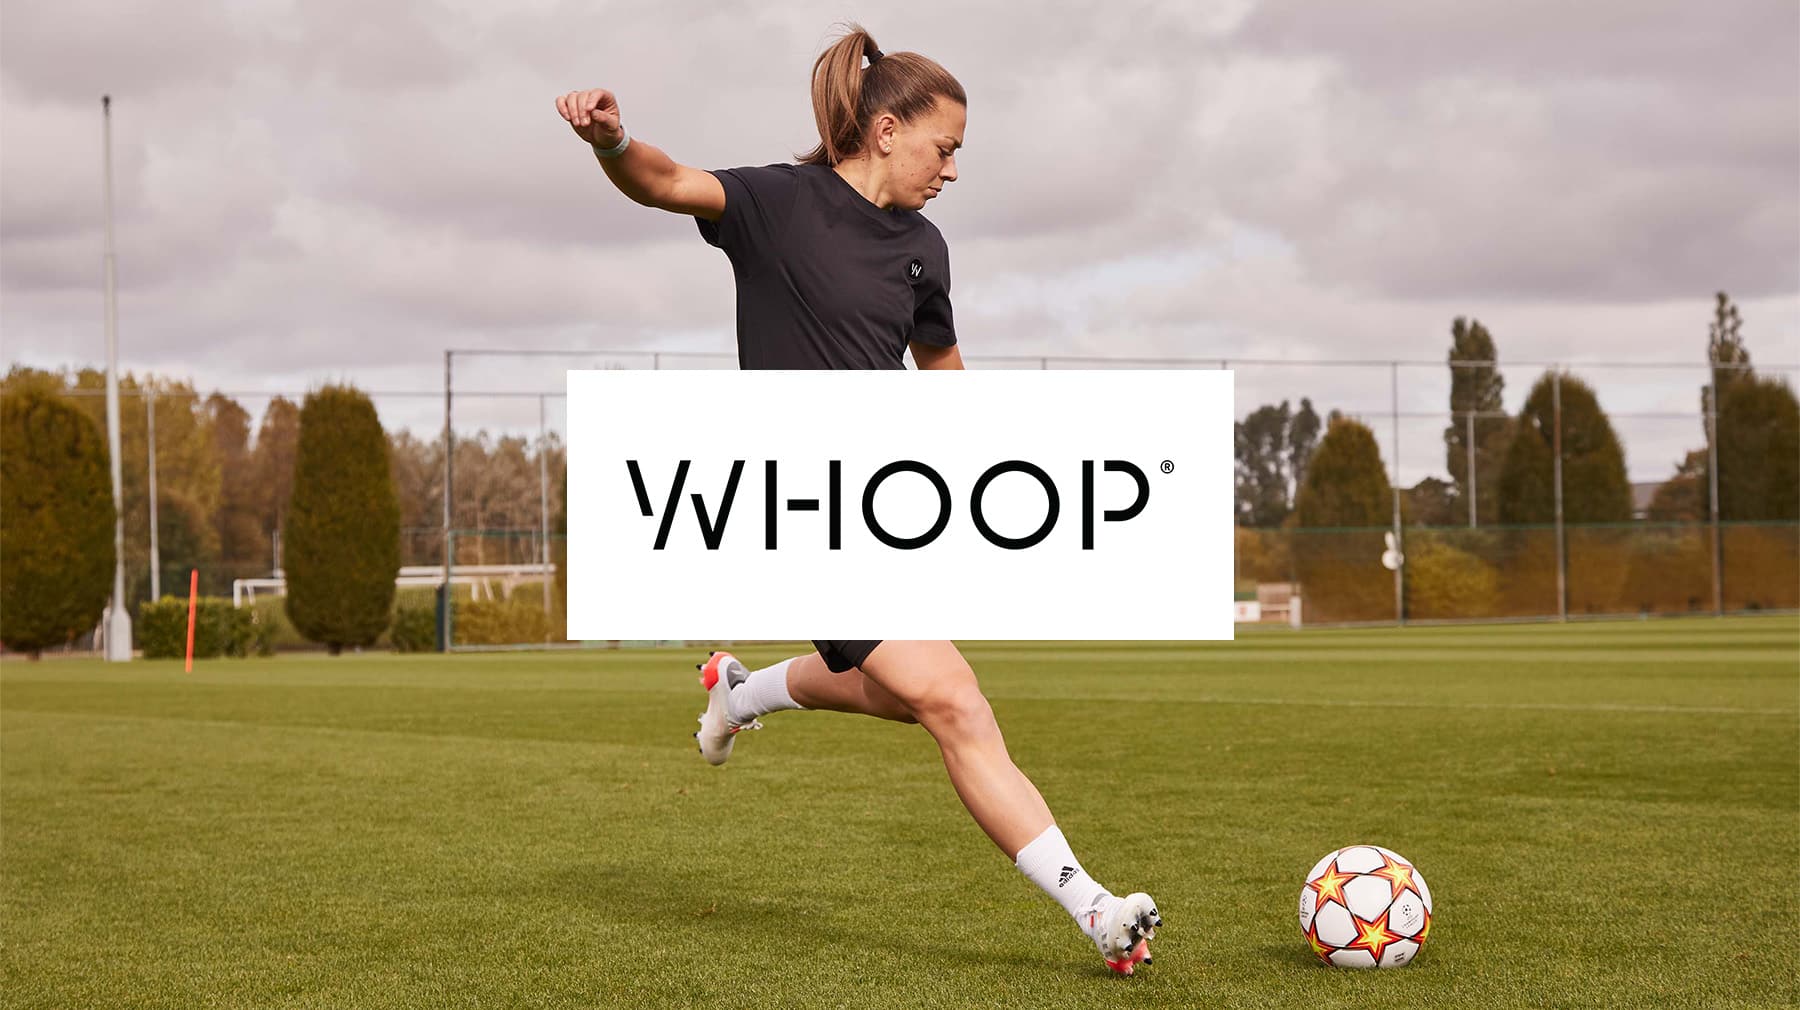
[
  {"xmin": 1403, "ymin": 535, "xmax": 1499, "ymax": 620},
  {"xmin": 137, "ymin": 597, "xmax": 271, "ymax": 659},
  {"xmin": 1723, "ymin": 524, "xmax": 1799, "ymax": 611},
  {"xmin": 454, "ymin": 594, "xmax": 553, "ymax": 647},
  {"xmin": 1620, "ymin": 525, "xmax": 1711, "ymax": 614},
  {"xmin": 390, "ymin": 604, "xmax": 437, "ymax": 653},
  {"xmin": 250, "ymin": 595, "xmax": 308, "ymax": 651},
  {"xmin": 1495, "ymin": 528, "xmax": 1560, "ymax": 618}
]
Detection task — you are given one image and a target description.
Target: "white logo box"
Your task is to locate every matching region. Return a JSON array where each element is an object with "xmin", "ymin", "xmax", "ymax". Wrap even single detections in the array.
[{"xmin": 566, "ymin": 370, "xmax": 1234, "ymax": 640}]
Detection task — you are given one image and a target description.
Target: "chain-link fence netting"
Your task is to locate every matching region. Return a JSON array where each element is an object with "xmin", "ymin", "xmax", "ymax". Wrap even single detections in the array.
[{"xmin": 1237, "ymin": 521, "xmax": 1796, "ymax": 625}]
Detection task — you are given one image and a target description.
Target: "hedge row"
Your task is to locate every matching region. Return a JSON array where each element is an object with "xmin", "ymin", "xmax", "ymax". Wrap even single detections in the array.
[
  {"xmin": 452, "ymin": 593, "xmax": 558, "ymax": 647},
  {"xmin": 1242, "ymin": 524, "xmax": 1798, "ymax": 623},
  {"xmin": 138, "ymin": 596, "xmax": 276, "ymax": 659},
  {"xmin": 149, "ymin": 587, "xmax": 564, "ymax": 655}
]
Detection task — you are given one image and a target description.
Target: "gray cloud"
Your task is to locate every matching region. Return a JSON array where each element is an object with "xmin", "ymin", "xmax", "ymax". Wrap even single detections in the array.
[{"xmin": 1, "ymin": 0, "xmax": 1794, "ymax": 486}]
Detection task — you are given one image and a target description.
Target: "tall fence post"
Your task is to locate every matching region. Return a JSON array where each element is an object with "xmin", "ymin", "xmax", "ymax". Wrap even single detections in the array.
[
  {"xmin": 1552, "ymin": 370, "xmax": 1567, "ymax": 621},
  {"xmin": 1391, "ymin": 361, "xmax": 1404, "ymax": 627},
  {"xmin": 147, "ymin": 387, "xmax": 161, "ymax": 600},
  {"xmin": 1466, "ymin": 410, "xmax": 1477, "ymax": 528},
  {"xmin": 539, "ymin": 394, "xmax": 551, "ymax": 639},
  {"xmin": 1706, "ymin": 379, "xmax": 1724, "ymax": 615},
  {"xmin": 442, "ymin": 350, "xmax": 455, "ymax": 651},
  {"xmin": 445, "ymin": 533, "xmax": 455, "ymax": 647}
]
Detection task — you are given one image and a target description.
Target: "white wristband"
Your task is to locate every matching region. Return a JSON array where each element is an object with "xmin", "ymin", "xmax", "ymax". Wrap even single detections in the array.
[{"xmin": 592, "ymin": 125, "xmax": 630, "ymax": 160}]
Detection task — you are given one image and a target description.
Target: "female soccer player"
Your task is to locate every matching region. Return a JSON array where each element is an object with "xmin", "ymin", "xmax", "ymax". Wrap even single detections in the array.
[{"xmin": 555, "ymin": 25, "xmax": 1161, "ymax": 975}]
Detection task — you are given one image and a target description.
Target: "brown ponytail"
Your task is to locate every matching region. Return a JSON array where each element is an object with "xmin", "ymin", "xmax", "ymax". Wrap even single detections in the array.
[{"xmin": 801, "ymin": 23, "xmax": 966, "ymax": 167}]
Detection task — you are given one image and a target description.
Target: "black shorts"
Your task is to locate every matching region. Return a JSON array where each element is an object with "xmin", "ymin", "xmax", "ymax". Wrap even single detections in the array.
[{"xmin": 813, "ymin": 640, "xmax": 882, "ymax": 673}]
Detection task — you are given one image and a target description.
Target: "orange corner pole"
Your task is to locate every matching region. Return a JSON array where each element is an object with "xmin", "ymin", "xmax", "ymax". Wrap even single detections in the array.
[{"xmin": 184, "ymin": 569, "xmax": 199, "ymax": 672}]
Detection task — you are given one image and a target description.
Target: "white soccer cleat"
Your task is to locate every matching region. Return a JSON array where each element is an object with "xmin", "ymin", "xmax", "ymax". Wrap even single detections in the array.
[
  {"xmin": 1082, "ymin": 891, "xmax": 1162, "ymax": 976},
  {"xmin": 693, "ymin": 650, "xmax": 759, "ymax": 766}
]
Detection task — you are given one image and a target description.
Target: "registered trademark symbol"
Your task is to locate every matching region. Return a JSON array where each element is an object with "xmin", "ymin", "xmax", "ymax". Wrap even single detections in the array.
[{"xmin": 1161, "ymin": 460, "xmax": 1174, "ymax": 474}]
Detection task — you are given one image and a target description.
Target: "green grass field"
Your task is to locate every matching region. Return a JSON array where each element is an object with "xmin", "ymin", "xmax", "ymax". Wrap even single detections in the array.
[{"xmin": 4, "ymin": 618, "xmax": 1796, "ymax": 1009}]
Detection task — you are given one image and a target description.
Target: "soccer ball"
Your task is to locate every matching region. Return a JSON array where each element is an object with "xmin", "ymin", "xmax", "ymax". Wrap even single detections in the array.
[{"xmin": 1298, "ymin": 845, "xmax": 1433, "ymax": 968}]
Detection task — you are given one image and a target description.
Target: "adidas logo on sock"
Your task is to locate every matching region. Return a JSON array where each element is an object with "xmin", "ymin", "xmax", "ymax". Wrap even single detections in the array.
[{"xmin": 1058, "ymin": 866, "xmax": 1077, "ymax": 887}]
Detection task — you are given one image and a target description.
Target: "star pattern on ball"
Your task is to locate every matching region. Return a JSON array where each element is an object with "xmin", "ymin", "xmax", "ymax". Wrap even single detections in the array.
[
  {"xmin": 1371, "ymin": 852, "xmax": 1418, "ymax": 901},
  {"xmin": 1305, "ymin": 922, "xmax": 1334, "ymax": 963},
  {"xmin": 1346, "ymin": 908, "xmax": 1403, "ymax": 963},
  {"xmin": 1310, "ymin": 863, "xmax": 1353, "ymax": 907}
]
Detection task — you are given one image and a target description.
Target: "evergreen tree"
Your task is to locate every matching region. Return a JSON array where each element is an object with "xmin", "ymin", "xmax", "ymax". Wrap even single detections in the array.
[
  {"xmin": 0, "ymin": 391, "xmax": 116, "ymax": 658},
  {"xmin": 1295, "ymin": 416, "xmax": 1392, "ymax": 527},
  {"xmin": 51, "ymin": 370, "xmax": 222, "ymax": 605},
  {"xmin": 1496, "ymin": 412, "xmax": 1556, "ymax": 525},
  {"xmin": 1292, "ymin": 416, "xmax": 1393, "ymax": 622},
  {"xmin": 1654, "ymin": 293, "xmax": 1799, "ymax": 524},
  {"xmin": 1717, "ymin": 376, "xmax": 1800, "ymax": 521},
  {"xmin": 284, "ymin": 386, "xmax": 400, "ymax": 653},
  {"xmin": 1443, "ymin": 317, "xmax": 1508, "ymax": 524},
  {"xmin": 1497, "ymin": 372, "xmax": 1631, "ymax": 525}
]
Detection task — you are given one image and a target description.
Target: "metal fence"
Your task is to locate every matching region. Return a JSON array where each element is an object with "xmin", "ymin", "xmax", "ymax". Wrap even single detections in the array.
[
  {"xmin": 31, "ymin": 347, "xmax": 1797, "ymax": 650},
  {"xmin": 1238, "ymin": 521, "xmax": 1795, "ymax": 626},
  {"xmin": 436, "ymin": 349, "xmax": 1795, "ymax": 640}
]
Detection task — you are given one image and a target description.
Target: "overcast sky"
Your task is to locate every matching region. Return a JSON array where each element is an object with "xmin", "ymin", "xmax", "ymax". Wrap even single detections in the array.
[{"xmin": 3, "ymin": 0, "xmax": 1796, "ymax": 483}]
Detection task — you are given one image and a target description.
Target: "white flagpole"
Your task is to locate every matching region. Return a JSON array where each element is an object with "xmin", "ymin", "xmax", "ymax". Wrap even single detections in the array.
[{"xmin": 102, "ymin": 94, "xmax": 133, "ymax": 661}]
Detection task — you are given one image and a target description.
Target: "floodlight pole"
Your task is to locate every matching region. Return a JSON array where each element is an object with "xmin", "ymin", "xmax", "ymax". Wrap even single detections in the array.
[
  {"xmin": 101, "ymin": 95, "xmax": 132, "ymax": 661},
  {"xmin": 1706, "ymin": 379, "xmax": 1723, "ymax": 615},
  {"xmin": 147, "ymin": 387, "xmax": 160, "ymax": 600},
  {"xmin": 1552, "ymin": 371, "xmax": 1567, "ymax": 621}
]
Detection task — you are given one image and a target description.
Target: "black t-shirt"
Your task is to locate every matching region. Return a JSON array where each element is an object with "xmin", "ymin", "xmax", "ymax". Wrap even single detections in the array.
[{"xmin": 695, "ymin": 163, "xmax": 956, "ymax": 370}]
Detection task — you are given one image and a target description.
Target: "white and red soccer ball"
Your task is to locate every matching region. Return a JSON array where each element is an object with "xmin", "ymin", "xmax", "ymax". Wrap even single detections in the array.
[{"xmin": 1298, "ymin": 845, "xmax": 1433, "ymax": 968}]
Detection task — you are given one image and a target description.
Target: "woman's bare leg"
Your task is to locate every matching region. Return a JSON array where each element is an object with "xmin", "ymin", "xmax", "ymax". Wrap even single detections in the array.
[
  {"xmin": 711, "ymin": 642, "xmax": 1161, "ymax": 969},
  {"xmin": 782, "ymin": 651, "xmax": 917, "ymax": 723},
  {"xmin": 849, "ymin": 640, "xmax": 1053, "ymax": 858}
]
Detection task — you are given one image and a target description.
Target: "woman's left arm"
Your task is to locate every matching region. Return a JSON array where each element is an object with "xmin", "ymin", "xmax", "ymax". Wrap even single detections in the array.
[{"xmin": 910, "ymin": 342, "xmax": 964, "ymax": 370}]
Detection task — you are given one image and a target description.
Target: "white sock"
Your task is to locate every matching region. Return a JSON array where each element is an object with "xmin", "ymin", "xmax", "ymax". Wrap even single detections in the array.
[
  {"xmin": 727, "ymin": 658, "xmax": 804, "ymax": 724},
  {"xmin": 1015, "ymin": 825, "xmax": 1111, "ymax": 923}
]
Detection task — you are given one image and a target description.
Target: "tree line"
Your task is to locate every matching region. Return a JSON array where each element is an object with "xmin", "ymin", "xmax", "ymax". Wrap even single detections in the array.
[
  {"xmin": 1235, "ymin": 293, "xmax": 1799, "ymax": 531},
  {"xmin": 5, "ymin": 294, "xmax": 1794, "ymax": 653},
  {"xmin": 0, "ymin": 369, "xmax": 565, "ymax": 656}
]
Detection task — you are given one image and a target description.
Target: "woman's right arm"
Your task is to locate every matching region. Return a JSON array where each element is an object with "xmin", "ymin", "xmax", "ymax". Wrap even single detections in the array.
[{"xmin": 555, "ymin": 88, "xmax": 726, "ymax": 222}]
